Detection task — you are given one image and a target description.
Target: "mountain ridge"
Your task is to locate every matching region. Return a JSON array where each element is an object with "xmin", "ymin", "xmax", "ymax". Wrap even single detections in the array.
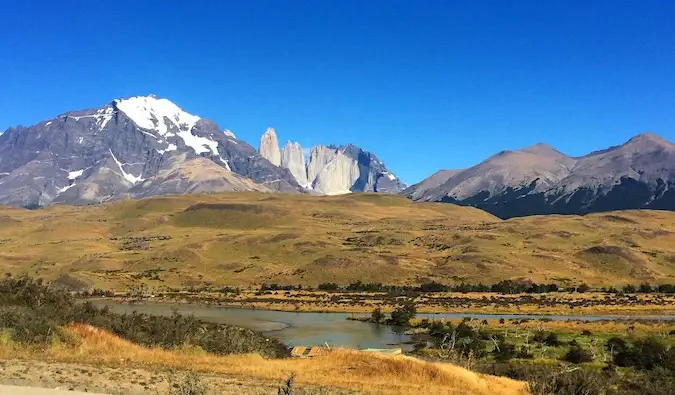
[
  {"xmin": 405, "ymin": 132, "xmax": 675, "ymax": 218},
  {"xmin": 0, "ymin": 95, "xmax": 405, "ymax": 208}
]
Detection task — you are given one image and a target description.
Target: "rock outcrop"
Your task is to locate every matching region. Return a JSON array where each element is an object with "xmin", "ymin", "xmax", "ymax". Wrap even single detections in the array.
[
  {"xmin": 280, "ymin": 141, "xmax": 309, "ymax": 187},
  {"xmin": 259, "ymin": 128, "xmax": 281, "ymax": 166},
  {"xmin": 258, "ymin": 132, "xmax": 406, "ymax": 195}
]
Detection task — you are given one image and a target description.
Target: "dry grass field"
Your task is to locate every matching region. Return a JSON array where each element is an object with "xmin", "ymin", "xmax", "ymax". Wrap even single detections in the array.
[
  {"xmin": 164, "ymin": 289, "xmax": 675, "ymax": 315},
  {"xmin": 0, "ymin": 324, "xmax": 528, "ymax": 395},
  {"xmin": 1, "ymin": 192, "xmax": 675, "ymax": 290}
]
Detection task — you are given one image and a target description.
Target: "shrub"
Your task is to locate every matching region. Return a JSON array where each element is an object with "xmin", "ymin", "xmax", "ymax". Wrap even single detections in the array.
[
  {"xmin": 533, "ymin": 331, "xmax": 561, "ymax": 346},
  {"xmin": 168, "ymin": 371, "xmax": 208, "ymax": 395},
  {"xmin": 564, "ymin": 346, "xmax": 594, "ymax": 364},
  {"xmin": 389, "ymin": 301, "xmax": 416, "ymax": 326},
  {"xmin": 614, "ymin": 338, "xmax": 668, "ymax": 370},
  {"xmin": 606, "ymin": 337, "xmax": 628, "ymax": 354},
  {"xmin": 528, "ymin": 370, "xmax": 603, "ymax": 395},
  {"xmin": 370, "ymin": 307, "xmax": 384, "ymax": 324},
  {"xmin": 0, "ymin": 276, "xmax": 289, "ymax": 358},
  {"xmin": 492, "ymin": 340, "xmax": 516, "ymax": 362}
]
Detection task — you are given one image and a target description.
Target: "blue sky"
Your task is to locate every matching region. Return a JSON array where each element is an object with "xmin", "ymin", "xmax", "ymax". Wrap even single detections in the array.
[{"xmin": 1, "ymin": 1, "xmax": 674, "ymax": 185}]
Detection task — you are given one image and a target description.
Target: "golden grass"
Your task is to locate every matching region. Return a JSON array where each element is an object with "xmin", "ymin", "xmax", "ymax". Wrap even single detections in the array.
[
  {"xmin": 408, "ymin": 317, "xmax": 675, "ymax": 338},
  {"xmin": 148, "ymin": 289, "xmax": 675, "ymax": 316},
  {"xmin": 1, "ymin": 192, "xmax": 675, "ymax": 289},
  {"xmin": 0, "ymin": 324, "xmax": 528, "ymax": 395}
]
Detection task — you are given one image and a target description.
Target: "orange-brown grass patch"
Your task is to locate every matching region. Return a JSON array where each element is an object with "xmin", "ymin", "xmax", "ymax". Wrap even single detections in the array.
[
  {"xmin": 0, "ymin": 324, "xmax": 528, "ymax": 395},
  {"xmin": 409, "ymin": 317, "xmax": 675, "ymax": 337}
]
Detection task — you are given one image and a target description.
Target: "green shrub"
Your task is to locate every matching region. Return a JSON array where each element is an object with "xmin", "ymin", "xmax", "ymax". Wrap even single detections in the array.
[
  {"xmin": 0, "ymin": 276, "xmax": 289, "ymax": 358},
  {"xmin": 388, "ymin": 301, "xmax": 416, "ymax": 326},
  {"xmin": 370, "ymin": 307, "xmax": 384, "ymax": 324},
  {"xmin": 492, "ymin": 340, "xmax": 516, "ymax": 362},
  {"xmin": 564, "ymin": 346, "xmax": 594, "ymax": 364}
]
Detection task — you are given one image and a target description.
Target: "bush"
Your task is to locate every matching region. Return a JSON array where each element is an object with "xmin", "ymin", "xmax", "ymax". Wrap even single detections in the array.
[
  {"xmin": 370, "ymin": 307, "xmax": 384, "ymax": 324},
  {"xmin": 0, "ymin": 276, "xmax": 289, "ymax": 358},
  {"xmin": 528, "ymin": 370, "xmax": 603, "ymax": 395},
  {"xmin": 389, "ymin": 301, "xmax": 416, "ymax": 326},
  {"xmin": 492, "ymin": 340, "xmax": 516, "ymax": 362},
  {"xmin": 564, "ymin": 346, "xmax": 594, "ymax": 364},
  {"xmin": 533, "ymin": 331, "xmax": 561, "ymax": 346},
  {"xmin": 168, "ymin": 371, "xmax": 208, "ymax": 395},
  {"xmin": 614, "ymin": 338, "xmax": 668, "ymax": 370}
]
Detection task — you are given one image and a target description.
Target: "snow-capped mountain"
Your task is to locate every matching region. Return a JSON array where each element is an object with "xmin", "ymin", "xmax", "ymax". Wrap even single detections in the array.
[
  {"xmin": 258, "ymin": 128, "xmax": 405, "ymax": 195},
  {"xmin": 0, "ymin": 95, "xmax": 299, "ymax": 207},
  {"xmin": 405, "ymin": 133, "xmax": 675, "ymax": 218}
]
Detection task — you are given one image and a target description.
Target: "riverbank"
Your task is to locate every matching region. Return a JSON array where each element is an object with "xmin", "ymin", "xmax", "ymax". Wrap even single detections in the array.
[{"xmin": 0, "ymin": 324, "xmax": 528, "ymax": 395}]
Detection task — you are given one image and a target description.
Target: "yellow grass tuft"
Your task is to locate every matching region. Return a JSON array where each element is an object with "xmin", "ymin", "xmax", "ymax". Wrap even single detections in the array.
[{"xmin": 0, "ymin": 324, "xmax": 528, "ymax": 395}]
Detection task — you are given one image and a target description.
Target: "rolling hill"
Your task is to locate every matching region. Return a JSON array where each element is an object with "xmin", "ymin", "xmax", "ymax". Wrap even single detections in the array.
[{"xmin": 0, "ymin": 192, "xmax": 674, "ymax": 290}]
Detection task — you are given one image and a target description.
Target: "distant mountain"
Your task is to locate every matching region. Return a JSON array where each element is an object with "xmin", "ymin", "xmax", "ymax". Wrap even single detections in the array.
[
  {"xmin": 0, "ymin": 95, "xmax": 299, "ymax": 207},
  {"xmin": 405, "ymin": 133, "xmax": 675, "ymax": 218},
  {"xmin": 258, "ymin": 128, "xmax": 406, "ymax": 195}
]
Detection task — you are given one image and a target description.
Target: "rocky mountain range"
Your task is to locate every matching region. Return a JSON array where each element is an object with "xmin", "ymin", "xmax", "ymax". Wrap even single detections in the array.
[
  {"xmin": 0, "ymin": 95, "xmax": 403, "ymax": 207},
  {"xmin": 258, "ymin": 128, "xmax": 406, "ymax": 195},
  {"xmin": 405, "ymin": 133, "xmax": 675, "ymax": 218}
]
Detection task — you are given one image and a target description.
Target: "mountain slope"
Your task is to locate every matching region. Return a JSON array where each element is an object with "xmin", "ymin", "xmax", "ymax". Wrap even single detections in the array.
[
  {"xmin": 406, "ymin": 133, "xmax": 675, "ymax": 218},
  {"xmin": 0, "ymin": 95, "xmax": 299, "ymax": 206}
]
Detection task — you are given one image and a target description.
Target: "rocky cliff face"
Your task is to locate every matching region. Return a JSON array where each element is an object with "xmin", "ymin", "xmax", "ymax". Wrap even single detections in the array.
[
  {"xmin": 280, "ymin": 141, "xmax": 308, "ymax": 187},
  {"xmin": 259, "ymin": 128, "xmax": 281, "ymax": 166},
  {"xmin": 0, "ymin": 95, "xmax": 299, "ymax": 207},
  {"xmin": 405, "ymin": 133, "xmax": 675, "ymax": 218},
  {"xmin": 258, "ymin": 132, "xmax": 405, "ymax": 195}
]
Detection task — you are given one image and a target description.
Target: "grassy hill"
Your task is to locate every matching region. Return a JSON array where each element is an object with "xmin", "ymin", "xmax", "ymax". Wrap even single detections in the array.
[{"xmin": 1, "ymin": 192, "xmax": 675, "ymax": 290}]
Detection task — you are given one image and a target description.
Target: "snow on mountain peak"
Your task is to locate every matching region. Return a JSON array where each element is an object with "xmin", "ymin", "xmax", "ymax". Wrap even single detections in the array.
[
  {"xmin": 114, "ymin": 95, "xmax": 221, "ymax": 156},
  {"xmin": 114, "ymin": 96, "xmax": 201, "ymax": 137}
]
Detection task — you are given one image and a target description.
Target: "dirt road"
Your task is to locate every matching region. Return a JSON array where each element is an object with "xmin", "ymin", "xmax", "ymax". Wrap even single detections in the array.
[
  {"xmin": 0, "ymin": 385, "xmax": 108, "ymax": 395},
  {"xmin": 0, "ymin": 359, "xmax": 360, "ymax": 395}
]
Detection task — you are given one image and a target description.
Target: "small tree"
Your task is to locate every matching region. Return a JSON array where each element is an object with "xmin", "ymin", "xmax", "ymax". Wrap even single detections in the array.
[
  {"xmin": 389, "ymin": 301, "xmax": 417, "ymax": 326},
  {"xmin": 370, "ymin": 307, "xmax": 384, "ymax": 324},
  {"xmin": 492, "ymin": 340, "xmax": 516, "ymax": 362},
  {"xmin": 564, "ymin": 346, "xmax": 594, "ymax": 364}
]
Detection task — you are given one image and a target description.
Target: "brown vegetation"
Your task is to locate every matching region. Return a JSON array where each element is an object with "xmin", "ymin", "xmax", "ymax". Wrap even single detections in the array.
[
  {"xmin": 0, "ymin": 192, "xmax": 675, "ymax": 290},
  {"xmin": 0, "ymin": 324, "xmax": 528, "ymax": 395}
]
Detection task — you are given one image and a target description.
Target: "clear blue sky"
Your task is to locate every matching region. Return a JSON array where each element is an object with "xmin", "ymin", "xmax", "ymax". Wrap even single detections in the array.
[{"xmin": 1, "ymin": 1, "xmax": 674, "ymax": 185}]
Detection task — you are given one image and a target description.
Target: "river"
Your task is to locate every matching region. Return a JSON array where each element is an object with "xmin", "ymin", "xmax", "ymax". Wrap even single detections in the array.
[{"xmin": 92, "ymin": 301, "xmax": 675, "ymax": 349}]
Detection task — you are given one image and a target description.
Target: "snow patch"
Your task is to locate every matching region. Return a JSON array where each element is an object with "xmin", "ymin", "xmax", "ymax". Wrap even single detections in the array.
[
  {"xmin": 114, "ymin": 95, "xmax": 200, "ymax": 137},
  {"xmin": 139, "ymin": 130, "xmax": 157, "ymax": 139},
  {"xmin": 383, "ymin": 172, "xmax": 396, "ymax": 181},
  {"xmin": 177, "ymin": 130, "xmax": 219, "ymax": 155},
  {"xmin": 223, "ymin": 129, "xmax": 236, "ymax": 138},
  {"xmin": 68, "ymin": 169, "xmax": 84, "ymax": 180},
  {"xmin": 62, "ymin": 107, "xmax": 115, "ymax": 130},
  {"xmin": 156, "ymin": 144, "xmax": 178, "ymax": 155},
  {"xmin": 45, "ymin": 121, "xmax": 52, "ymax": 126},
  {"xmin": 96, "ymin": 107, "xmax": 114, "ymax": 129},
  {"xmin": 109, "ymin": 149, "xmax": 144, "ymax": 184},
  {"xmin": 78, "ymin": 137, "xmax": 84, "ymax": 144},
  {"xmin": 115, "ymin": 95, "xmax": 220, "ymax": 155},
  {"xmin": 57, "ymin": 184, "xmax": 76, "ymax": 194},
  {"xmin": 218, "ymin": 157, "xmax": 232, "ymax": 171}
]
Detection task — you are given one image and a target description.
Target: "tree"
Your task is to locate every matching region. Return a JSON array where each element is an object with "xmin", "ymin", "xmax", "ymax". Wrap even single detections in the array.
[
  {"xmin": 370, "ymin": 307, "xmax": 384, "ymax": 324},
  {"xmin": 389, "ymin": 301, "xmax": 417, "ymax": 326}
]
